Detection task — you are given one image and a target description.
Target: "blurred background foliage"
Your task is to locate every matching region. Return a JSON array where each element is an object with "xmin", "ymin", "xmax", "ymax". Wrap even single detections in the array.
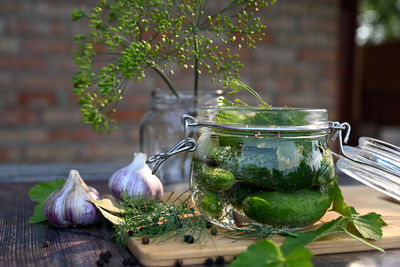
[{"xmin": 357, "ymin": 0, "xmax": 400, "ymax": 45}]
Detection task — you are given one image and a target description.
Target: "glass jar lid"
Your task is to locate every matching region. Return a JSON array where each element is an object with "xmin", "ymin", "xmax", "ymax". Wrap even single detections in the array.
[
  {"xmin": 197, "ymin": 106, "xmax": 331, "ymax": 134},
  {"xmin": 332, "ymin": 123, "xmax": 400, "ymax": 201}
]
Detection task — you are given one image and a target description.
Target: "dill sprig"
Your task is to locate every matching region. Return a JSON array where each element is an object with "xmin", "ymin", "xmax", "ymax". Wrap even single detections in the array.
[
  {"xmin": 112, "ymin": 191, "xmax": 211, "ymax": 246},
  {"xmin": 224, "ymin": 224, "xmax": 297, "ymax": 242},
  {"xmin": 220, "ymin": 77, "xmax": 273, "ymax": 110},
  {"xmin": 112, "ymin": 190, "xmax": 296, "ymax": 247}
]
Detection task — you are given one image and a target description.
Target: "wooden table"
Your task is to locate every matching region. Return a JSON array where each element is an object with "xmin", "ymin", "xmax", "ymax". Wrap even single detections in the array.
[{"xmin": 1, "ymin": 177, "xmax": 400, "ymax": 266}]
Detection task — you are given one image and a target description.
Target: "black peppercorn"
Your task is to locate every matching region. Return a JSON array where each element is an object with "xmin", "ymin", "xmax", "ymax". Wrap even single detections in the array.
[
  {"xmin": 142, "ymin": 236, "xmax": 150, "ymax": 245},
  {"xmin": 42, "ymin": 240, "xmax": 50, "ymax": 248},
  {"xmin": 175, "ymin": 259, "xmax": 183, "ymax": 267},
  {"xmin": 123, "ymin": 257, "xmax": 138, "ymax": 265},
  {"xmin": 211, "ymin": 228, "xmax": 218, "ymax": 236},
  {"xmin": 128, "ymin": 230, "xmax": 134, "ymax": 236},
  {"xmin": 205, "ymin": 157, "xmax": 218, "ymax": 167},
  {"xmin": 184, "ymin": 235, "xmax": 194, "ymax": 244},
  {"xmin": 96, "ymin": 259, "xmax": 104, "ymax": 266},
  {"xmin": 105, "ymin": 250, "xmax": 112, "ymax": 258},
  {"xmin": 99, "ymin": 252, "xmax": 110, "ymax": 263},
  {"xmin": 190, "ymin": 207, "xmax": 195, "ymax": 212},
  {"xmin": 216, "ymin": 256, "xmax": 225, "ymax": 264},
  {"xmin": 205, "ymin": 257, "xmax": 214, "ymax": 265},
  {"xmin": 206, "ymin": 222, "xmax": 212, "ymax": 228}
]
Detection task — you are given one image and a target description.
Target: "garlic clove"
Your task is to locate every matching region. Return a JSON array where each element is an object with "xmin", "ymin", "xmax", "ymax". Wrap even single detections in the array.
[
  {"xmin": 109, "ymin": 153, "xmax": 164, "ymax": 200},
  {"xmin": 44, "ymin": 170, "xmax": 100, "ymax": 227}
]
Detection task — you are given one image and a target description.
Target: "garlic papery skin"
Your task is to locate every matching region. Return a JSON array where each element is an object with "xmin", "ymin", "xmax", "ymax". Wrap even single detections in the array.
[
  {"xmin": 44, "ymin": 170, "xmax": 101, "ymax": 227},
  {"xmin": 109, "ymin": 153, "xmax": 164, "ymax": 200}
]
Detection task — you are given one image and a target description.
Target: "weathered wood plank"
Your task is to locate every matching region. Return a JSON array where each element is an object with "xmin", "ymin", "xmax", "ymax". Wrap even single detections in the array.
[
  {"xmin": 0, "ymin": 181, "xmax": 134, "ymax": 267},
  {"xmin": 1, "ymin": 180, "xmax": 400, "ymax": 267}
]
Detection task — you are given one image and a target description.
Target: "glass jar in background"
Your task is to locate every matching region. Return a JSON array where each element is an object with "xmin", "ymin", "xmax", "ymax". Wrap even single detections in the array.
[
  {"xmin": 191, "ymin": 107, "xmax": 336, "ymax": 230},
  {"xmin": 140, "ymin": 89, "xmax": 222, "ymax": 184}
]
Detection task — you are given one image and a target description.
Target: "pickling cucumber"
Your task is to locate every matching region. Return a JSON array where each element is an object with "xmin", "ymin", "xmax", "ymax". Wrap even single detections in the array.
[
  {"xmin": 197, "ymin": 191, "xmax": 223, "ymax": 218},
  {"xmin": 242, "ymin": 186, "xmax": 333, "ymax": 228}
]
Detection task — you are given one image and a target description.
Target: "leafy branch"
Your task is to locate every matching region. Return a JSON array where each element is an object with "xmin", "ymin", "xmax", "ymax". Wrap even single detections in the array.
[{"xmin": 72, "ymin": 0, "xmax": 277, "ymax": 133}]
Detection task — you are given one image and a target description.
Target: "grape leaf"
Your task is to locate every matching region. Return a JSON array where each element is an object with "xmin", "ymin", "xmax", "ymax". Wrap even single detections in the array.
[
  {"xmin": 28, "ymin": 202, "xmax": 47, "ymax": 224},
  {"xmin": 284, "ymin": 246, "xmax": 313, "ymax": 267},
  {"xmin": 29, "ymin": 178, "xmax": 66, "ymax": 203},
  {"xmin": 331, "ymin": 182, "xmax": 385, "ymax": 241},
  {"xmin": 230, "ymin": 239, "xmax": 312, "ymax": 267},
  {"xmin": 28, "ymin": 178, "xmax": 66, "ymax": 224},
  {"xmin": 348, "ymin": 207, "xmax": 384, "ymax": 240},
  {"xmin": 331, "ymin": 180, "xmax": 351, "ymax": 217},
  {"xmin": 280, "ymin": 217, "xmax": 347, "ymax": 256}
]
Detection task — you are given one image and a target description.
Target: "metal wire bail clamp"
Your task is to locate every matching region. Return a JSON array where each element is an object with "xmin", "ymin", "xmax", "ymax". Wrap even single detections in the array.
[{"xmin": 146, "ymin": 114, "xmax": 198, "ymax": 174}]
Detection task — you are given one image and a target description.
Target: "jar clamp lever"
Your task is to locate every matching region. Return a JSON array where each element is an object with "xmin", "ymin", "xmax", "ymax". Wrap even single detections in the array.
[{"xmin": 146, "ymin": 115, "xmax": 199, "ymax": 174}]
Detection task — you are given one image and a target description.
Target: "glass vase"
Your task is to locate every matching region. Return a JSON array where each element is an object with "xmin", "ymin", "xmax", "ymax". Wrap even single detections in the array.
[{"xmin": 140, "ymin": 89, "xmax": 221, "ymax": 184}]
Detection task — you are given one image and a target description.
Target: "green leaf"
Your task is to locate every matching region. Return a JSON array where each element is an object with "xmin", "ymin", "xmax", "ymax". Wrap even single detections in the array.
[
  {"xmin": 331, "ymin": 182, "xmax": 384, "ymax": 241},
  {"xmin": 28, "ymin": 178, "xmax": 66, "ymax": 224},
  {"xmin": 281, "ymin": 217, "xmax": 347, "ymax": 256},
  {"xmin": 29, "ymin": 178, "xmax": 66, "ymax": 203},
  {"xmin": 343, "ymin": 227, "xmax": 384, "ymax": 253},
  {"xmin": 28, "ymin": 202, "xmax": 47, "ymax": 224},
  {"xmin": 331, "ymin": 181, "xmax": 385, "ymax": 244},
  {"xmin": 230, "ymin": 239, "xmax": 312, "ymax": 267},
  {"xmin": 72, "ymin": 9, "xmax": 86, "ymax": 21},
  {"xmin": 349, "ymin": 208, "xmax": 384, "ymax": 240},
  {"xmin": 331, "ymin": 180, "xmax": 351, "ymax": 217},
  {"xmin": 285, "ymin": 246, "xmax": 314, "ymax": 267}
]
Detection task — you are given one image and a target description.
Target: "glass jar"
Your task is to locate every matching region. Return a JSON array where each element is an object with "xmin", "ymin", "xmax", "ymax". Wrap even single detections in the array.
[
  {"xmin": 190, "ymin": 107, "xmax": 335, "ymax": 230},
  {"xmin": 147, "ymin": 105, "xmax": 400, "ymax": 231},
  {"xmin": 140, "ymin": 89, "xmax": 221, "ymax": 184}
]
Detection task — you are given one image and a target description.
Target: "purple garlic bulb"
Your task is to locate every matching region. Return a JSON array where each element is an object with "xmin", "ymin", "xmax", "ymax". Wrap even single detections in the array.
[
  {"xmin": 109, "ymin": 153, "xmax": 164, "ymax": 200},
  {"xmin": 44, "ymin": 170, "xmax": 100, "ymax": 227}
]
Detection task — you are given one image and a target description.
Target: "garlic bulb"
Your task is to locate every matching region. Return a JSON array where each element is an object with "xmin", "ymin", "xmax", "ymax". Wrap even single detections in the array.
[
  {"xmin": 109, "ymin": 153, "xmax": 164, "ymax": 200},
  {"xmin": 44, "ymin": 170, "xmax": 100, "ymax": 227}
]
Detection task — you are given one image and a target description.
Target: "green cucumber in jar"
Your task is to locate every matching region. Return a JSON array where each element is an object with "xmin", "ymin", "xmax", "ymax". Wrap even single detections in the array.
[
  {"xmin": 242, "ymin": 185, "xmax": 333, "ymax": 228},
  {"xmin": 200, "ymin": 166, "xmax": 235, "ymax": 192},
  {"xmin": 197, "ymin": 191, "xmax": 223, "ymax": 218},
  {"xmin": 225, "ymin": 182, "xmax": 260, "ymax": 210},
  {"xmin": 209, "ymin": 146, "xmax": 317, "ymax": 191},
  {"xmin": 192, "ymin": 160, "xmax": 235, "ymax": 192}
]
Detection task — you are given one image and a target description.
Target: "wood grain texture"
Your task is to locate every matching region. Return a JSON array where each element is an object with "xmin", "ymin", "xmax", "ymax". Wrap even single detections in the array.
[
  {"xmin": 0, "ymin": 181, "xmax": 134, "ymax": 267},
  {"xmin": 1, "ymin": 179, "xmax": 400, "ymax": 267},
  {"xmin": 128, "ymin": 185, "xmax": 400, "ymax": 267}
]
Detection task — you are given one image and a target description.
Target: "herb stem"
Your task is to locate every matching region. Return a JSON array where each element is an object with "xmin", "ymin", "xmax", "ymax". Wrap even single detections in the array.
[
  {"xmin": 193, "ymin": 34, "xmax": 199, "ymax": 101},
  {"xmin": 343, "ymin": 227, "xmax": 385, "ymax": 253},
  {"xmin": 152, "ymin": 66, "xmax": 180, "ymax": 99}
]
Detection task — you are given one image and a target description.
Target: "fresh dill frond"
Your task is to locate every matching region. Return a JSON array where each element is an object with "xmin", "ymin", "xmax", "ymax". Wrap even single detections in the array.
[
  {"xmin": 112, "ymin": 191, "xmax": 211, "ymax": 246},
  {"xmin": 221, "ymin": 77, "xmax": 273, "ymax": 110},
  {"xmin": 111, "ymin": 190, "xmax": 297, "ymax": 247},
  {"xmin": 224, "ymin": 224, "xmax": 298, "ymax": 242}
]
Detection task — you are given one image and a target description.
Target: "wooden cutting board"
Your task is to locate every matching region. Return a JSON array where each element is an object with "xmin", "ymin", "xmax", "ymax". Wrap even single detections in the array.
[{"xmin": 127, "ymin": 185, "xmax": 400, "ymax": 266}]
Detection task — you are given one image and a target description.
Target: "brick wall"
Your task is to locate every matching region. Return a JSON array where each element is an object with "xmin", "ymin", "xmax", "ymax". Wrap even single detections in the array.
[{"xmin": 0, "ymin": 0, "xmax": 340, "ymax": 163}]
